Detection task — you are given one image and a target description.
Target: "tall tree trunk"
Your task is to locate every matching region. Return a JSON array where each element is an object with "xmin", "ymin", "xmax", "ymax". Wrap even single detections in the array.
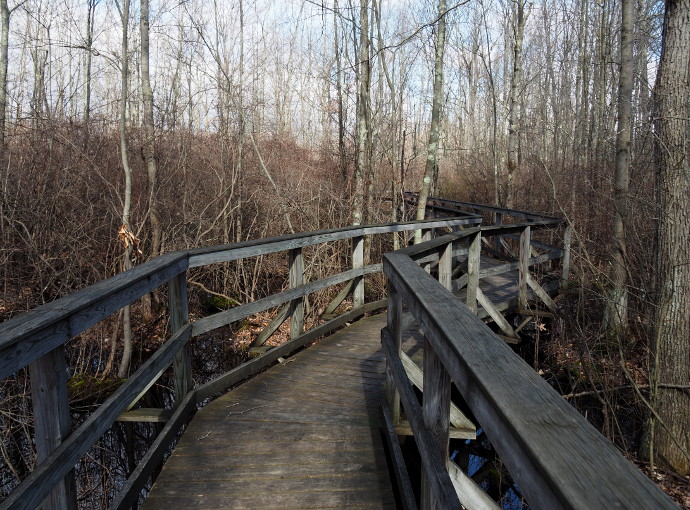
[
  {"xmin": 649, "ymin": 0, "xmax": 690, "ymax": 477},
  {"xmin": 415, "ymin": 0, "xmax": 447, "ymax": 239},
  {"xmin": 0, "ymin": 0, "xmax": 9, "ymax": 155},
  {"xmin": 117, "ymin": 0, "xmax": 134, "ymax": 379},
  {"xmin": 334, "ymin": 0, "xmax": 347, "ymax": 187},
  {"xmin": 83, "ymin": 0, "xmax": 96, "ymax": 149},
  {"xmin": 605, "ymin": 0, "xmax": 634, "ymax": 333},
  {"xmin": 353, "ymin": 0, "xmax": 370, "ymax": 226},
  {"xmin": 140, "ymin": 0, "xmax": 161, "ymax": 260},
  {"xmin": 505, "ymin": 0, "xmax": 527, "ymax": 210}
]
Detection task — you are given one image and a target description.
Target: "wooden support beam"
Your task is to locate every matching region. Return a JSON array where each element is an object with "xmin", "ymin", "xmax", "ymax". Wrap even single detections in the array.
[
  {"xmin": 518, "ymin": 226, "xmax": 531, "ymax": 310},
  {"xmin": 289, "ymin": 248, "xmax": 304, "ymax": 339},
  {"xmin": 466, "ymin": 232, "xmax": 481, "ymax": 313},
  {"xmin": 116, "ymin": 408, "xmax": 174, "ymax": 423},
  {"xmin": 527, "ymin": 275, "xmax": 558, "ymax": 312},
  {"xmin": 438, "ymin": 241, "xmax": 453, "ymax": 291},
  {"xmin": 476, "ymin": 287, "xmax": 519, "ymax": 340},
  {"xmin": 29, "ymin": 346, "xmax": 77, "ymax": 510},
  {"xmin": 251, "ymin": 304, "xmax": 290, "ymax": 347},
  {"xmin": 352, "ymin": 236, "xmax": 364, "ymax": 308},
  {"xmin": 381, "ymin": 401, "xmax": 419, "ymax": 510},
  {"xmin": 421, "ymin": 338, "xmax": 452, "ymax": 510},
  {"xmin": 169, "ymin": 272, "xmax": 192, "ymax": 405},
  {"xmin": 493, "ymin": 212, "xmax": 502, "ymax": 254},
  {"xmin": 385, "ymin": 283, "xmax": 403, "ymax": 427},
  {"xmin": 448, "ymin": 461, "xmax": 501, "ymax": 510},
  {"xmin": 321, "ymin": 280, "xmax": 354, "ymax": 319}
]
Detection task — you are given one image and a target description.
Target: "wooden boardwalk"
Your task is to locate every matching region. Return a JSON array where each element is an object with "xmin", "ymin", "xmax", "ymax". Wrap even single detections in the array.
[{"xmin": 143, "ymin": 314, "xmax": 397, "ymax": 509}]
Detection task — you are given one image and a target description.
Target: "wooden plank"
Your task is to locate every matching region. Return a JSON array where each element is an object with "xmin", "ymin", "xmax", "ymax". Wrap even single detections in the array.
[
  {"xmin": 250, "ymin": 303, "xmax": 290, "ymax": 347},
  {"xmin": 518, "ymin": 226, "xmax": 530, "ymax": 310},
  {"xmin": 385, "ymin": 283, "xmax": 403, "ymax": 426},
  {"xmin": 381, "ymin": 401, "xmax": 419, "ymax": 510},
  {"xmin": 447, "ymin": 461, "xmax": 501, "ymax": 510},
  {"xmin": 116, "ymin": 408, "xmax": 174, "ymax": 423},
  {"xmin": 28, "ymin": 346, "xmax": 76, "ymax": 510},
  {"xmin": 421, "ymin": 337, "xmax": 452, "ymax": 510},
  {"xmin": 0, "ymin": 324, "xmax": 192, "ymax": 510},
  {"xmin": 289, "ymin": 248, "xmax": 304, "ymax": 339},
  {"xmin": 476, "ymin": 287, "xmax": 518, "ymax": 339},
  {"xmin": 383, "ymin": 252, "xmax": 677, "ymax": 509},
  {"xmin": 353, "ymin": 236, "xmax": 364, "ymax": 308},
  {"xmin": 439, "ymin": 241, "xmax": 453, "ymax": 291},
  {"xmin": 0, "ymin": 252, "xmax": 188, "ymax": 380},
  {"xmin": 526, "ymin": 274, "xmax": 558, "ymax": 312},
  {"xmin": 466, "ymin": 232, "xmax": 481, "ymax": 313}
]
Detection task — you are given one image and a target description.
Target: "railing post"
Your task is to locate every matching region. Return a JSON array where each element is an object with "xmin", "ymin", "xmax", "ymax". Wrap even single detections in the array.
[
  {"xmin": 519, "ymin": 225, "xmax": 531, "ymax": 309},
  {"xmin": 169, "ymin": 272, "xmax": 192, "ymax": 405},
  {"xmin": 385, "ymin": 282, "xmax": 403, "ymax": 426},
  {"xmin": 466, "ymin": 231, "xmax": 481, "ymax": 313},
  {"xmin": 353, "ymin": 236, "xmax": 364, "ymax": 309},
  {"xmin": 439, "ymin": 240, "xmax": 453, "ymax": 291},
  {"xmin": 562, "ymin": 225, "xmax": 572, "ymax": 290},
  {"xmin": 29, "ymin": 346, "xmax": 77, "ymax": 510},
  {"xmin": 421, "ymin": 338, "xmax": 451, "ymax": 510},
  {"xmin": 289, "ymin": 247, "xmax": 304, "ymax": 338},
  {"xmin": 494, "ymin": 212, "xmax": 502, "ymax": 253}
]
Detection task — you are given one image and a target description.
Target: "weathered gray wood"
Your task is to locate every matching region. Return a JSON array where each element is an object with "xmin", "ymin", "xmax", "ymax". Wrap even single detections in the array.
[
  {"xmin": 439, "ymin": 241, "xmax": 453, "ymax": 291},
  {"xmin": 1, "ymin": 324, "xmax": 192, "ymax": 510},
  {"xmin": 192, "ymin": 265, "xmax": 381, "ymax": 336},
  {"xmin": 321, "ymin": 280, "xmax": 353, "ymax": 318},
  {"xmin": 385, "ymin": 282, "xmax": 403, "ymax": 426},
  {"xmin": 448, "ymin": 461, "xmax": 501, "ymax": 510},
  {"xmin": 381, "ymin": 328, "xmax": 462, "ymax": 509},
  {"xmin": 288, "ymin": 248, "xmax": 304, "ymax": 339},
  {"xmin": 526, "ymin": 274, "xmax": 558, "ymax": 312},
  {"xmin": 476, "ymin": 287, "xmax": 518, "ymax": 339},
  {"xmin": 493, "ymin": 212, "xmax": 502, "ymax": 253},
  {"xmin": 381, "ymin": 400, "xmax": 419, "ymax": 510},
  {"xmin": 353, "ymin": 236, "xmax": 365, "ymax": 308},
  {"xmin": 168, "ymin": 272, "xmax": 192, "ymax": 405},
  {"xmin": 383, "ymin": 252, "xmax": 676, "ymax": 509},
  {"xmin": 112, "ymin": 392, "xmax": 197, "ymax": 510},
  {"xmin": 562, "ymin": 225, "xmax": 572, "ymax": 289},
  {"xmin": 466, "ymin": 232, "xmax": 481, "ymax": 313},
  {"xmin": 421, "ymin": 337, "xmax": 452, "ymax": 510},
  {"xmin": 0, "ymin": 252, "xmax": 188, "ymax": 380},
  {"xmin": 251, "ymin": 303, "xmax": 290, "ymax": 346},
  {"xmin": 116, "ymin": 408, "xmax": 173, "ymax": 423},
  {"xmin": 28, "ymin": 346, "xmax": 77, "ymax": 510},
  {"xmin": 518, "ymin": 226, "xmax": 531, "ymax": 309},
  {"xmin": 399, "ymin": 351, "xmax": 475, "ymax": 436}
]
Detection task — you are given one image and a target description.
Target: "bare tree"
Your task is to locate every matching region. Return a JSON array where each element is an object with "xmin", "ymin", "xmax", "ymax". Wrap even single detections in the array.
[{"xmin": 415, "ymin": 0, "xmax": 447, "ymax": 236}]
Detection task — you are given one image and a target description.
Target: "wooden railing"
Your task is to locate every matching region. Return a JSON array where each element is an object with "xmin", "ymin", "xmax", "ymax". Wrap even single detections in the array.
[
  {"xmin": 380, "ymin": 219, "xmax": 676, "ymax": 509},
  {"xmin": 0, "ymin": 213, "xmax": 482, "ymax": 510}
]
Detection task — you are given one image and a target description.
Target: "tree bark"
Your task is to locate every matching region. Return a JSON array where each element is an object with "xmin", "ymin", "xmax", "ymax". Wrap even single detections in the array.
[
  {"xmin": 605, "ymin": 0, "xmax": 634, "ymax": 333},
  {"xmin": 0, "ymin": 0, "xmax": 9, "ymax": 155},
  {"xmin": 649, "ymin": 0, "xmax": 690, "ymax": 476},
  {"xmin": 353, "ymin": 0, "xmax": 371, "ymax": 226},
  {"xmin": 415, "ymin": 0, "xmax": 447, "ymax": 239}
]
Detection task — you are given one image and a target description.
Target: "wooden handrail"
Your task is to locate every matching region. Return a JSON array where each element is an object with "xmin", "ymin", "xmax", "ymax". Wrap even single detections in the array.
[{"xmin": 381, "ymin": 231, "xmax": 675, "ymax": 509}]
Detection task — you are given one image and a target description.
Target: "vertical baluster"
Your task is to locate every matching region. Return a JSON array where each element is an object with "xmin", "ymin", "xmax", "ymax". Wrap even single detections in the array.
[
  {"xmin": 289, "ymin": 247, "xmax": 304, "ymax": 338},
  {"xmin": 29, "ymin": 345, "xmax": 77, "ymax": 510},
  {"xmin": 420, "ymin": 338, "xmax": 451, "ymax": 510},
  {"xmin": 353, "ymin": 236, "xmax": 364, "ymax": 308},
  {"xmin": 169, "ymin": 272, "xmax": 192, "ymax": 405},
  {"xmin": 385, "ymin": 282, "xmax": 403, "ymax": 426},
  {"xmin": 519, "ymin": 225, "xmax": 531, "ymax": 310},
  {"xmin": 439, "ymin": 240, "xmax": 453, "ymax": 291},
  {"xmin": 466, "ymin": 231, "xmax": 481, "ymax": 313}
]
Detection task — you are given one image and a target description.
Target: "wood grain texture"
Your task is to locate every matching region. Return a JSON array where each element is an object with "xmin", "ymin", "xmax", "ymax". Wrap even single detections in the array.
[
  {"xmin": 384, "ymin": 252, "xmax": 677, "ymax": 510},
  {"xmin": 143, "ymin": 315, "xmax": 397, "ymax": 509}
]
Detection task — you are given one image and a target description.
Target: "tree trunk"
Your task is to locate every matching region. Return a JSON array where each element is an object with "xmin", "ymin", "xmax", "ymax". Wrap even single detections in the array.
[
  {"xmin": 649, "ymin": 0, "xmax": 690, "ymax": 476},
  {"xmin": 353, "ymin": 0, "xmax": 370, "ymax": 226},
  {"xmin": 117, "ymin": 0, "xmax": 134, "ymax": 379},
  {"xmin": 505, "ymin": 0, "xmax": 527, "ymax": 209},
  {"xmin": 605, "ymin": 0, "xmax": 634, "ymax": 333},
  {"xmin": 140, "ymin": 0, "xmax": 161, "ymax": 260},
  {"xmin": 415, "ymin": 0, "xmax": 447, "ymax": 240},
  {"xmin": 0, "ymin": 0, "xmax": 9, "ymax": 155}
]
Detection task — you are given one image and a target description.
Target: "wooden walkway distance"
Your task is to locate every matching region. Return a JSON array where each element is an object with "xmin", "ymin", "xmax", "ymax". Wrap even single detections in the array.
[{"xmin": 143, "ymin": 314, "xmax": 397, "ymax": 509}]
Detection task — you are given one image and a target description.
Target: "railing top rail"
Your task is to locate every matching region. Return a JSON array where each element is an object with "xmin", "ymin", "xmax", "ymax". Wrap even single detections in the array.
[
  {"xmin": 383, "ymin": 250, "xmax": 675, "ymax": 509},
  {"xmin": 405, "ymin": 192, "xmax": 564, "ymax": 223}
]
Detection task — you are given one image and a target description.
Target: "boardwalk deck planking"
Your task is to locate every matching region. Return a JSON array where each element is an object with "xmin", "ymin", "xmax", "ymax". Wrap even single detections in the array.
[{"xmin": 143, "ymin": 315, "xmax": 397, "ymax": 510}]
